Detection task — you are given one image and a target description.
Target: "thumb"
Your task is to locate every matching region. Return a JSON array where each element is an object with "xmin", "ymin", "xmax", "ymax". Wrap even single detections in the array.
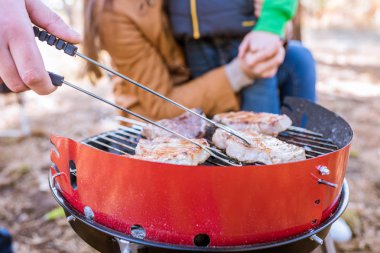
[
  {"xmin": 25, "ymin": 0, "xmax": 81, "ymax": 44},
  {"xmin": 238, "ymin": 34, "xmax": 251, "ymax": 59}
]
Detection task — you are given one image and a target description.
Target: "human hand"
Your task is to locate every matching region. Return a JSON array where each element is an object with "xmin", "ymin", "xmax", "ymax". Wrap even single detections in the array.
[
  {"xmin": 0, "ymin": 0, "xmax": 81, "ymax": 95},
  {"xmin": 238, "ymin": 31, "xmax": 285, "ymax": 79}
]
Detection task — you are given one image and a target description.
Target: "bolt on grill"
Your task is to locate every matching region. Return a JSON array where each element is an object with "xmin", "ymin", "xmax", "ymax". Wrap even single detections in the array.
[{"xmin": 82, "ymin": 116, "xmax": 340, "ymax": 166}]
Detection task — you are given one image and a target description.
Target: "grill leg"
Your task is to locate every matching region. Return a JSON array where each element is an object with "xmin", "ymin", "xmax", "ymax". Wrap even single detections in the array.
[
  {"xmin": 0, "ymin": 93, "xmax": 30, "ymax": 138},
  {"xmin": 311, "ymin": 235, "xmax": 336, "ymax": 253}
]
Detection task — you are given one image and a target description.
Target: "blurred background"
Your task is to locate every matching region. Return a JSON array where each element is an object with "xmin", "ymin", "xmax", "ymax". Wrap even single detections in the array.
[{"xmin": 1, "ymin": 0, "xmax": 380, "ymax": 252}]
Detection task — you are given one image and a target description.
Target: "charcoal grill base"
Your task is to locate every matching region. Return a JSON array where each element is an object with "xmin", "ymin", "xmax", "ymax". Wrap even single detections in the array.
[{"xmin": 49, "ymin": 171, "xmax": 349, "ymax": 253}]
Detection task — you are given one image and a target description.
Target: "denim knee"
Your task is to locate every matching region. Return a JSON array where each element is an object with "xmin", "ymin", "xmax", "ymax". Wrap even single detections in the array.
[
  {"xmin": 240, "ymin": 78, "xmax": 280, "ymax": 113},
  {"xmin": 285, "ymin": 41, "xmax": 315, "ymax": 68},
  {"xmin": 279, "ymin": 41, "xmax": 317, "ymax": 102}
]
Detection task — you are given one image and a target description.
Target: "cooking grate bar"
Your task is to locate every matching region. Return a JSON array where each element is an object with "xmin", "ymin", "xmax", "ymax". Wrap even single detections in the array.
[
  {"xmin": 287, "ymin": 126, "xmax": 324, "ymax": 137},
  {"xmin": 278, "ymin": 133, "xmax": 338, "ymax": 149},
  {"xmin": 118, "ymin": 125, "xmax": 143, "ymax": 135},
  {"xmin": 98, "ymin": 135, "xmax": 136, "ymax": 152},
  {"xmin": 298, "ymin": 146, "xmax": 325, "ymax": 156},
  {"xmin": 83, "ymin": 138, "xmax": 129, "ymax": 155},
  {"xmin": 113, "ymin": 129, "xmax": 141, "ymax": 138},
  {"xmin": 281, "ymin": 139, "xmax": 336, "ymax": 152},
  {"xmin": 278, "ymin": 127, "xmax": 339, "ymax": 158},
  {"xmin": 280, "ymin": 131, "xmax": 336, "ymax": 145},
  {"xmin": 109, "ymin": 131, "xmax": 140, "ymax": 145}
]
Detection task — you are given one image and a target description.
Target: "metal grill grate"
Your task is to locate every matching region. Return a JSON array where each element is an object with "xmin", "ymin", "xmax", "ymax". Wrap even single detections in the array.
[
  {"xmin": 277, "ymin": 126, "xmax": 339, "ymax": 159},
  {"xmin": 83, "ymin": 117, "xmax": 339, "ymax": 166}
]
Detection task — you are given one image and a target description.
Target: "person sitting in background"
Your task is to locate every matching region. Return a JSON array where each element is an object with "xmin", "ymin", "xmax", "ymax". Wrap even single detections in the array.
[
  {"xmin": 83, "ymin": 0, "xmax": 287, "ymax": 120},
  {"xmin": 167, "ymin": 0, "xmax": 316, "ymax": 114}
]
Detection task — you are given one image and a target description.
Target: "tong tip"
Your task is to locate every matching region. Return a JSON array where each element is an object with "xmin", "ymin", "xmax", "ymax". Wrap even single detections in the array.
[{"xmin": 215, "ymin": 123, "xmax": 251, "ymax": 146}]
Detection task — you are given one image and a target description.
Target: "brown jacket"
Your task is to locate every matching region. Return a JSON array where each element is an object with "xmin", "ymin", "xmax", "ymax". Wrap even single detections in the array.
[{"xmin": 97, "ymin": 0, "xmax": 239, "ymax": 120}]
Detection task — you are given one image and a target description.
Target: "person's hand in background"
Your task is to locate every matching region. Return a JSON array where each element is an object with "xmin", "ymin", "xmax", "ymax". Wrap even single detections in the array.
[
  {"xmin": 238, "ymin": 31, "xmax": 285, "ymax": 79},
  {"xmin": 0, "ymin": 0, "xmax": 81, "ymax": 95},
  {"xmin": 237, "ymin": 0, "xmax": 291, "ymax": 79}
]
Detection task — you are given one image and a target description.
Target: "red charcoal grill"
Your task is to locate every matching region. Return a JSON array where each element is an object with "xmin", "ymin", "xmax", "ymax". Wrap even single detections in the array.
[
  {"xmin": 49, "ymin": 98, "xmax": 352, "ymax": 253},
  {"xmin": 0, "ymin": 26, "xmax": 352, "ymax": 253},
  {"xmin": 10, "ymin": 25, "xmax": 351, "ymax": 253}
]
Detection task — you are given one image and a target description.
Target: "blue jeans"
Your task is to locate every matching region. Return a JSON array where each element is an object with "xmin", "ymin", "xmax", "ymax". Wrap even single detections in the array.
[
  {"xmin": 182, "ymin": 38, "xmax": 316, "ymax": 114},
  {"xmin": 0, "ymin": 229, "xmax": 12, "ymax": 253}
]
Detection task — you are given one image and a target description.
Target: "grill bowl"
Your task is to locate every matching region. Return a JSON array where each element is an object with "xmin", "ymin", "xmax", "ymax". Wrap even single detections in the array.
[{"xmin": 49, "ymin": 98, "xmax": 353, "ymax": 249}]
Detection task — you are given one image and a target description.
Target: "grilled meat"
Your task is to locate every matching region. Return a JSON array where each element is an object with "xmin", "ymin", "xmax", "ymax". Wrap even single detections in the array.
[
  {"xmin": 212, "ymin": 129, "xmax": 305, "ymax": 165},
  {"xmin": 213, "ymin": 111, "xmax": 292, "ymax": 136},
  {"xmin": 142, "ymin": 108, "xmax": 207, "ymax": 139},
  {"xmin": 133, "ymin": 138, "xmax": 210, "ymax": 165}
]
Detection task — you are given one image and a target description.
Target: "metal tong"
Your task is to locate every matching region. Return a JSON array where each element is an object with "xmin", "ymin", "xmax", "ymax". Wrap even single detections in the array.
[
  {"xmin": 2, "ymin": 26, "xmax": 252, "ymax": 165},
  {"xmin": 31, "ymin": 26, "xmax": 250, "ymax": 145},
  {"xmin": 46, "ymin": 72, "xmax": 242, "ymax": 166}
]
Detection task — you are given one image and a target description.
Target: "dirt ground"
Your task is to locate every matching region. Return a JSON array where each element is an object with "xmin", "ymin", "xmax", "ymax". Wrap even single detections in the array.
[{"xmin": 1, "ymin": 26, "xmax": 380, "ymax": 253}]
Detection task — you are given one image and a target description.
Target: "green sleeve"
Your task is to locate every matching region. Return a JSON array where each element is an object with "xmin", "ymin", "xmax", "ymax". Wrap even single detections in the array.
[{"xmin": 254, "ymin": 0, "xmax": 298, "ymax": 36}]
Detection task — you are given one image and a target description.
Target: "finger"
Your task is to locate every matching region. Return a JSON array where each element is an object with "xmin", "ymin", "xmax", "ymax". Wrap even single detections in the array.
[
  {"xmin": 244, "ymin": 44, "xmax": 280, "ymax": 68},
  {"xmin": 0, "ymin": 45, "xmax": 29, "ymax": 93},
  {"xmin": 238, "ymin": 36, "xmax": 251, "ymax": 59},
  {"xmin": 26, "ymin": 0, "xmax": 81, "ymax": 44},
  {"xmin": 9, "ymin": 38, "xmax": 56, "ymax": 95},
  {"xmin": 260, "ymin": 68, "xmax": 278, "ymax": 79},
  {"xmin": 6, "ymin": 5, "xmax": 56, "ymax": 95},
  {"xmin": 252, "ymin": 48, "xmax": 285, "ymax": 75}
]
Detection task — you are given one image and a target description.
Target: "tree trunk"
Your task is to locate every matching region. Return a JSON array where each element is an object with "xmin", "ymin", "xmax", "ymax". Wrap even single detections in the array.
[{"xmin": 292, "ymin": 3, "xmax": 303, "ymax": 41}]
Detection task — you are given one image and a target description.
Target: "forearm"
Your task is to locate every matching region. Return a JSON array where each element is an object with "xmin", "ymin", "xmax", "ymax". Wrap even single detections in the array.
[{"xmin": 254, "ymin": 0, "xmax": 298, "ymax": 36}]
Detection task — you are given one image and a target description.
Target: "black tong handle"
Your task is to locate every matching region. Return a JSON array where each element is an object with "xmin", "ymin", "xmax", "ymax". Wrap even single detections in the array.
[
  {"xmin": 33, "ymin": 26, "xmax": 78, "ymax": 56},
  {"xmin": 0, "ymin": 72, "xmax": 64, "ymax": 89},
  {"xmin": 47, "ymin": 72, "xmax": 64, "ymax": 86}
]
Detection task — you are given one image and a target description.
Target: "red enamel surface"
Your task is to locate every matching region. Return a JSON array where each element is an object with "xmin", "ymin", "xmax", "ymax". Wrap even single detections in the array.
[{"xmin": 50, "ymin": 135, "xmax": 350, "ymax": 246}]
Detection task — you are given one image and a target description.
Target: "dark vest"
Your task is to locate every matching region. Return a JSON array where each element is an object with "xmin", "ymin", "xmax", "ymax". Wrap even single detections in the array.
[{"xmin": 167, "ymin": 0, "xmax": 257, "ymax": 40}]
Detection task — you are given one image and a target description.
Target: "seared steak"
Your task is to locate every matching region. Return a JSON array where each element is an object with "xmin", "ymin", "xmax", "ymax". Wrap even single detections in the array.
[
  {"xmin": 133, "ymin": 137, "xmax": 210, "ymax": 165},
  {"xmin": 212, "ymin": 129, "xmax": 305, "ymax": 165},
  {"xmin": 142, "ymin": 108, "xmax": 207, "ymax": 139},
  {"xmin": 213, "ymin": 111, "xmax": 292, "ymax": 136}
]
